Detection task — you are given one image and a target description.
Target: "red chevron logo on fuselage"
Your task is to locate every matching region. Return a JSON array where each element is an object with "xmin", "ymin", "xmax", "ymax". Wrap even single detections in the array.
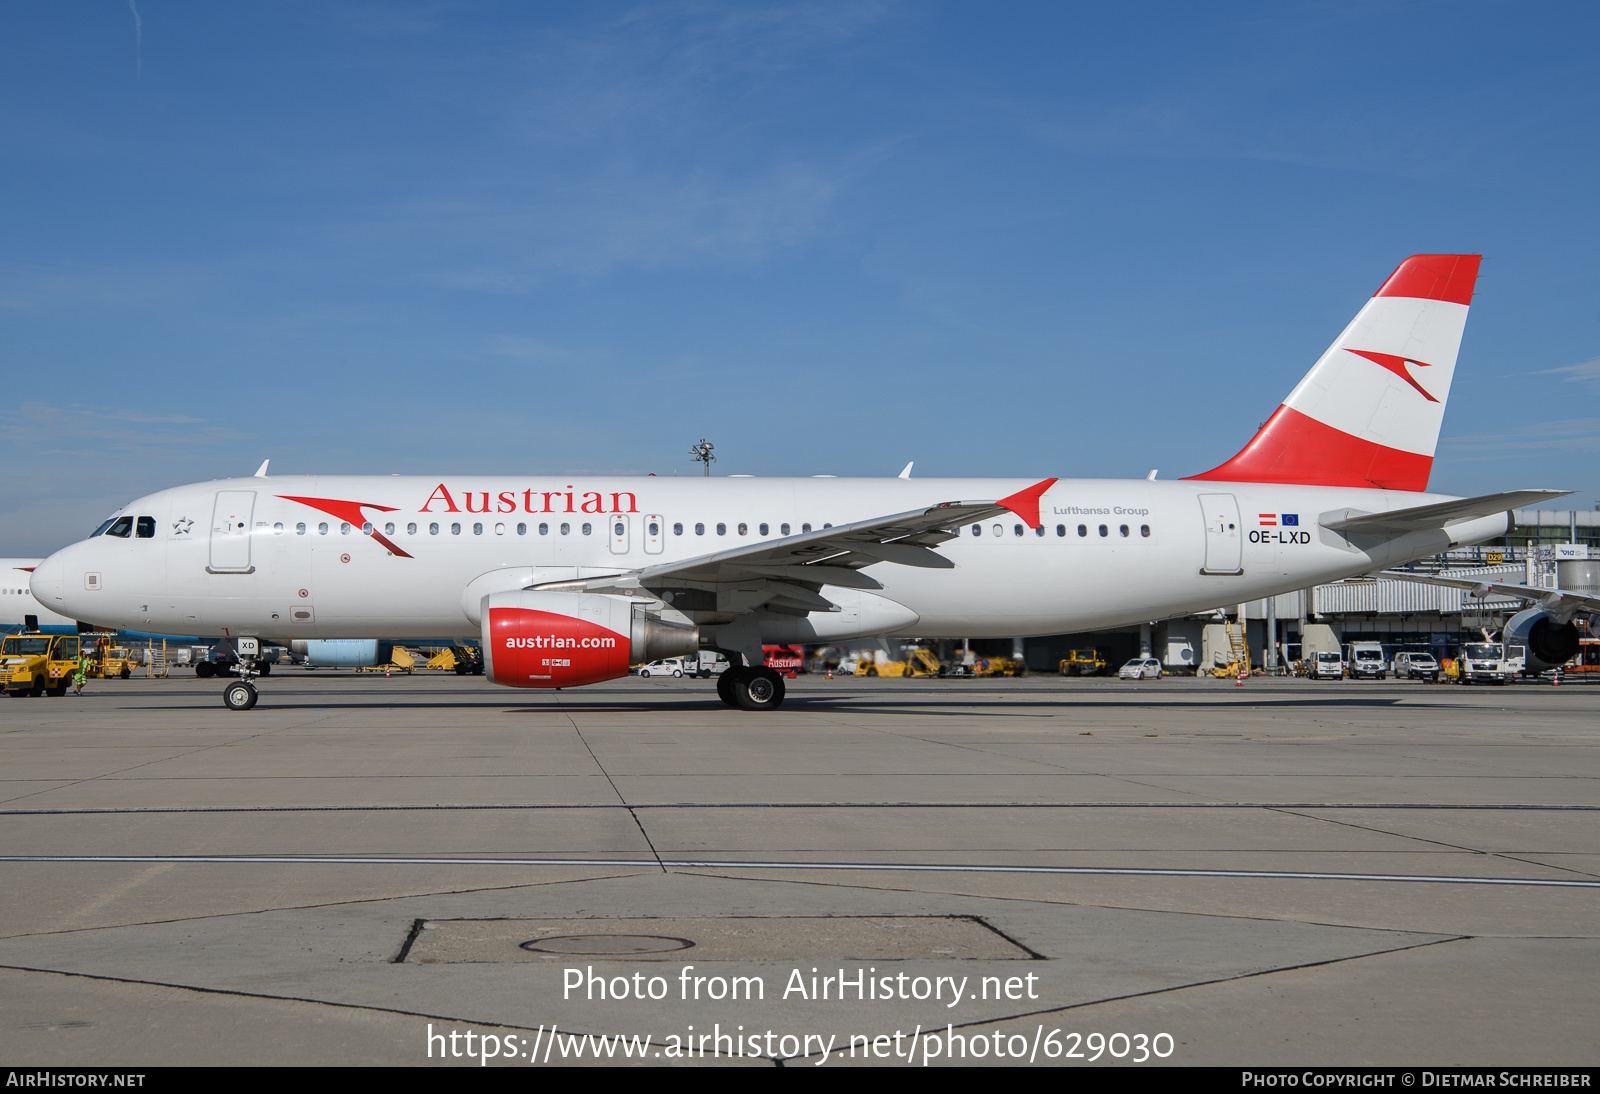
[
  {"xmin": 276, "ymin": 496, "xmax": 413, "ymax": 558},
  {"xmin": 1344, "ymin": 348, "xmax": 1439, "ymax": 403}
]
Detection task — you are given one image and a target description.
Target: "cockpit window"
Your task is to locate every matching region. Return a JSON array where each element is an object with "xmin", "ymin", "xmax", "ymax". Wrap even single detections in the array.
[
  {"xmin": 91, "ymin": 518, "xmax": 117, "ymax": 537},
  {"xmin": 105, "ymin": 517, "xmax": 134, "ymax": 538},
  {"xmin": 135, "ymin": 517, "xmax": 156, "ymax": 539}
]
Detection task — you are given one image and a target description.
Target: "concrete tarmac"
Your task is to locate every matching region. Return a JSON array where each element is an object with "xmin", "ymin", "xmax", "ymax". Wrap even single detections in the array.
[{"xmin": 0, "ymin": 669, "xmax": 1595, "ymax": 1067}]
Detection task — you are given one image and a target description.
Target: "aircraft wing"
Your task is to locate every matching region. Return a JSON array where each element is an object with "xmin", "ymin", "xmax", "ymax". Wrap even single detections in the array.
[
  {"xmin": 1322, "ymin": 490, "xmax": 1569, "ymax": 535},
  {"xmin": 1378, "ymin": 570, "xmax": 1600, "ymax": 620},
  {"xmin": 533, "ymin": 478, "xmax": 1057, "ymax": 611}
]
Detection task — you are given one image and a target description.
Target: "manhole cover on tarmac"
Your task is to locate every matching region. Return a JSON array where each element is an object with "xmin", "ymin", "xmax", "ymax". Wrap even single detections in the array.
[
  {"xmin": 402, "ymin": 916, "xmax": 1032, "ymax": 963},
  {"xmin": 520, "ymin": 934, "xmax": 695, "ymax": 955}
]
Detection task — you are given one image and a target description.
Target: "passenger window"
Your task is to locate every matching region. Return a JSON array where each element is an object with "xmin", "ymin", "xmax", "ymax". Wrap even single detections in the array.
[
  {"xmin": 136, "ymin": 516, "xmax": 156, "ymax": 538},
  {"xmin": 972, "ymin": 524, "xmax": 982, "ymax": 536},
  {"xmin": 824, "ymin": 523, "xmax": 832, "ymax": 528},
  {"xmin": 274, "ymin": 522, "xmax": 284, "ymax": 535},
  {"xmin": 1099, "ymin": 524, "xmax": 1108, "ymax": 537},
  {"xmin": 781, "ymin": 523, "xmax": 790, "ymax": 535},
  {"xmin": 1077, "ymin": 524, "xmax": 1087, "ymax": 537},
  {"xmin": 673, "ymin": 523, "xmax": 683, "ymax": 535},
  {"xmin": 648, "ymin": 522, "xmax": 659, "ymax": 536},
  {"xmin": 1035, "ymin": 525, "xmax": 1044, "ymax": 536},
  {"xmin": 297, "ymin": 523, "xmax": 306, "ymax": 535},
  {"xmin": 362, "ymin": 522, "xmax": 373, "ymax": 535},
  {"xmin": 1013, "ymin": 524, "xmax": 1023, "ymax": 537},
  {"xmin": 429, "ymin": 523, "xmax": 439, "ymax": 535},
  {"xmin": 716, "ymin": 523, "xmax": 726, "ymax": 536},
  {"xmin": 560, "ymin": 523, "xmax": 570, "ymax": 535},
  {"xmin": 737, "ymin": 523, "xmax": 747, "ymax": 536},
  {"xmin": 539, "ymin": 523, "xmax": 549, "ymax": 535},
  {"xmin": 384, "ymin": 522, "xmax": 395, "ymax": 535},
  {"xmin": 758, "ymin": 523, "xmax": 768, "ymax": 536},
  {"xmin": 802, "ymin": 523, "xmax": 812, "ymax": 533},
  {"xmin": 614, "ymin": 521, "xmax": 625, "ymax": 536},
  {"xmin": 318, "ymin": 523, "xmax": 329, "ymax": 535},
  {"xmin": 473, "ymin": 523, "xmax": 483, "ymax": 535},
  {"xmin": 407, "ymin": 523, "xmax": 417, "ymax": 535},
  {"xmin": 991, "ymin": 524, "xmax": 1002, "ymax": 537},
  {"xmin": 106, "ymin": 517, "xmax": 133, "ymax": 538},
  {"xmin": 340, "ymin": 523, "xmax": 351, "ymax": 535},
  {"xmin": 1056, "ymin": 524, "xmax": 1066, "ymax": 537},
  {"xmin": 581, "ymin": 523, "xmax": 592, "ymax": 535},
  {"xmin": 517, "ymin": 523, "xmax": 526, "ymax": 535},
  {"xmin": 1119, "ymin": 524, "xmax": 1129, "ymax": 537},
  {"xmin": 1141, "ymin": 524, "xmax": 1151, "ymax": 537},
  {"xmin": 451, "ymin": 523, "xmax": 461, "ymax": 535}
]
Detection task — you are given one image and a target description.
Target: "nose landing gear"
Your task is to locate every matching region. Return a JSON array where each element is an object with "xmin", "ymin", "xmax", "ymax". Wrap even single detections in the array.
[
  {"xmin": 221, "ymin": 637, "xmax": 263, "ymax": 711},
  {"xmin": 224, "ymin": 679, "xmax": 258, "ymax": 710}
]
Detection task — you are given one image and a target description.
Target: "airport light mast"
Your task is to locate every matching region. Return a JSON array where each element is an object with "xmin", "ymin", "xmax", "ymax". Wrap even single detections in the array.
[{"xmin": 689, "ymin": 439, "xmax": 716, "ymax": 476}]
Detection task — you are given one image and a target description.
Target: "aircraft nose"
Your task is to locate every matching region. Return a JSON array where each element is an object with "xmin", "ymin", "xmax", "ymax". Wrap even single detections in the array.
[{"xmin": 29, "ymin": 553, "xmax": 65, "ymax": 611}]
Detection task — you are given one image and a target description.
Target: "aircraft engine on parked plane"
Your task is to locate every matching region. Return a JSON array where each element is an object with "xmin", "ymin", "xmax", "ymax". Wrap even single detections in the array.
[
  {"xmin": 481, "ymin": 590, "xmax": 697, "ymax": 689},
  {"xmin": 1503, "ymin": 606, "xmax": 1582, "ymax": 673}
]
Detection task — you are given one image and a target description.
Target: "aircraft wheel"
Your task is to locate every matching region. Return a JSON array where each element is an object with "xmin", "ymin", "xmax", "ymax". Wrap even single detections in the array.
[
  {"xmin": 716, "ymin": 669, "xmax": 741, "ymax": 708},
  {"xmin": 734, "ymin": 667, "xmax": 785, "ymax": 712},
  {"xmin": 223, "ymin": 680, "xmax": 258, "ymax": 711}
]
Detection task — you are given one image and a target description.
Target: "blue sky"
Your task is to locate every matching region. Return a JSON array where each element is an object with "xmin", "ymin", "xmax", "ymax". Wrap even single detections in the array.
[{"xmin": 2, "ymin": 1, "xmax": 1597, "ymax": 555}]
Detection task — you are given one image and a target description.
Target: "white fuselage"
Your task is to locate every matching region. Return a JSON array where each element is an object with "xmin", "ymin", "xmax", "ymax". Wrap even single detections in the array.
[{"xmin": 28, "ymin": 475, "xmax": 1506, "ymax": 645}]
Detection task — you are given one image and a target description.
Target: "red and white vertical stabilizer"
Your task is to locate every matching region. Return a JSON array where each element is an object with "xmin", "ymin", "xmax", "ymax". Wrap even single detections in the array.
[{"xmin": 1188, "ymin": 254, "xmax": 1481, "ymax": 491}]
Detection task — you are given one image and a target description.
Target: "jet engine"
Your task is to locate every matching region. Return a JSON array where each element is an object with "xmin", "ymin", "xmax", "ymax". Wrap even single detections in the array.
[
  {"xmin": 481, "ymin": 589, "xmax": 697, "ymax": 689},
  {"xmin": 1503, "ymin": 606, "xmax": 1581, "ymax": 673}
]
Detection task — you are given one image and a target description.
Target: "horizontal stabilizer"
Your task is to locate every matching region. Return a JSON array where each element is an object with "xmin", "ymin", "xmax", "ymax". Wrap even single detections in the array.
[{"xmin": 1322, "ymin": 490, "xmax": 1569, "ymax": 535}]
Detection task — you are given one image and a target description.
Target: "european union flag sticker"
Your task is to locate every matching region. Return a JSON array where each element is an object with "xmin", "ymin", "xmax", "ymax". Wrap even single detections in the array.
[{"xmin": 1282, "ymin": 514, "xmax": 1299, "ymax": 526}]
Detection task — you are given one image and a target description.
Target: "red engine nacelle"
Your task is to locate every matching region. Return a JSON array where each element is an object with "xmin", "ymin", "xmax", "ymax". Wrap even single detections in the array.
[{"xmin": 482, "ymin": 590, "xmax": 696, "ymax": 689}]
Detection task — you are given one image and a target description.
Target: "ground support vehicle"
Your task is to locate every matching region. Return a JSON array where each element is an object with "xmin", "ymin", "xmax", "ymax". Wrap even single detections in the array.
[
  {"xmin": 638, "ymin": 657, "xmax": 689, "ymax": 678},
  {"xmin": 99, "ymin": 645, "xmax": 137, "ymax": 679},
  {"xmin": 1458, "ymin": 642, "xmax": 1515, "ymax": 685},
  {"xmin": 1393, "ymin": 652, "xmax": 1441, "ymax": 682},
  {"xmin": 1345, "ymin": 641, "xmax": 1388, "ymax": 679},
  {"xmin": 1059, "ymin": 649, "xmax": 1107, "ymax": 676},
  {"xmin": 2, "ymin": 635, "xmax": 95, "ymax": 697},
  {"xmin": 1308, "ymin": 651, "xmax": 1345, "ymax": 680},
  {"xmin": 763, "ymin": 645, "xmax": 805, "ymax": 679},
  {"xmin": 856, "ymin": 647, "xmax": 942, "ymax": 678}
]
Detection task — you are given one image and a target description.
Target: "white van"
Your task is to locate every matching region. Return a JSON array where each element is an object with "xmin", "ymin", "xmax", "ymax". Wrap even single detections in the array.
[
  {"xmin": 1309, "ymin": 650, "xmax": 1345, "ymax": 680},
  {"xmin": 1345, "ymin": 641, "xmax": 1387, "ymax": 679}
]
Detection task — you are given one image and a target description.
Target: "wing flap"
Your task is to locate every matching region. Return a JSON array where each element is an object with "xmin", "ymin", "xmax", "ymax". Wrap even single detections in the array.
[{"xmin": 1322, "ymin": 489, "xmax": 1569, "ymax": 534}]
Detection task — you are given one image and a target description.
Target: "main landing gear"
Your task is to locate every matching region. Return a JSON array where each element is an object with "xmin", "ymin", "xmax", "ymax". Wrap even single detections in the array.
[{"xmin": 716, "ymin": 666, "xmax": 786, "ymax": 711}]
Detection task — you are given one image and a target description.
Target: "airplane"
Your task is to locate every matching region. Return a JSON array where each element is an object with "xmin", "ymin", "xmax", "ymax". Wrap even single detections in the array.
[
  {"xmin": 27, "ymin": 254, "xmax": 1571, "ymax": 712},
  {"xmin": 1379, "ymin": 570, "xmax": 1597, "ymax": 674},
  {"xmin": 1, "ymin": 560, "xmax": 76, "ymax": 634}
]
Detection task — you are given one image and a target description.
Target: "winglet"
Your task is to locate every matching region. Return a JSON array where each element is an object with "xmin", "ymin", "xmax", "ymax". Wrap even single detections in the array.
[
  {"xmin": 254, "ymin": 459, "xmax": 270, "ymax": 478},
  {"xmin": 996, "ymin": 477, "xmax": 1057, "ymax": 529}
]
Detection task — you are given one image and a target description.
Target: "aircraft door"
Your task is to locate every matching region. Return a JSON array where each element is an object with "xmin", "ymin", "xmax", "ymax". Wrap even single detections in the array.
[
  {"xmin": 609, "ymin": 513, "xmax": 631, "ymax": 554},
  {"xmin": 644, "ymin": 514, "xmax": 664, "ymax": 554},
  {"xmin": 209, "ymin": 491, "xmax": 257, "ymax": 573},
  {"xmin": 1198, "ymin": 493, "xmax": 1243, "ymax": 575}
]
